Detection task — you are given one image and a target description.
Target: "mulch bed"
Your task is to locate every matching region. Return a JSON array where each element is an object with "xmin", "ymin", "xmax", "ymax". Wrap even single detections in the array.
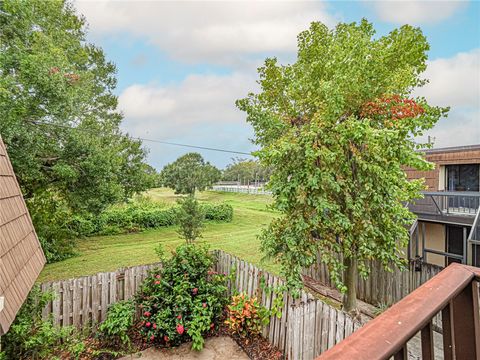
[
  {"xmin": 218, "ymin": 324, "xmax": 283, "ymax": 360},
  {"xmin": 56, "ymin": 321, "xmax": 284, "ymax": 360}
]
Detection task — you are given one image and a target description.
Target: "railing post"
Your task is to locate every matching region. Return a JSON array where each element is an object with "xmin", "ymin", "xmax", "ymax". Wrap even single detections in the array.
[
  {"xmin": 442, "ymin": 301, "xmax": 455, "ymax": 360},
  {"xmin": 421, "ymin": 321, "xmax": 434, "ymax": 360},
  {"xmin": 451, "ymin": 284, "xmax": 477, "ymax": 359},
  {"xmin": 473, "ymin": 280, "xmax": 480, "ymax": 359},
  {"xmin": 393, "ymin": 344, "xmax": 407, "ymax": 360}
]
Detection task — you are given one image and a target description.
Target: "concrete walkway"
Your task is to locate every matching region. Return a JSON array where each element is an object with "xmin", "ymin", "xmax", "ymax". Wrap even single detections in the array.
[{"xmin": 119, "ymin": 336, "xmax": 249, "ymax": 360}]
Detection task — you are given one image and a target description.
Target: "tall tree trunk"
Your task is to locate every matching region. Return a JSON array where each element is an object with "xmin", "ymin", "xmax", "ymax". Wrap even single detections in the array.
[{"xmin": 343, "ymin": 256, "xmax": 358, "ymax": 314}]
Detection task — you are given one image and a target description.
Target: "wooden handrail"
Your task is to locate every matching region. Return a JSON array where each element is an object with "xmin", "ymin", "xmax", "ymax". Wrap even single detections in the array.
[{"xmin": 317, "ymin": 263, "xmax": 480, "ymax": 360}]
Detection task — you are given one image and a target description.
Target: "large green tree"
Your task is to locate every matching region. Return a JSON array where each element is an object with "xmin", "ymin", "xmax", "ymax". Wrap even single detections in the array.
[
  {"xmin": 160, "ymin": 153, "xmax": 221, "ymax": 195},
  {"xmin": 0, "ymin": 0, "xmax": 153, "ymax": 261},
  {"xmin": 237, "ymin": 20, "xmax": 448, "ymax": 313}
]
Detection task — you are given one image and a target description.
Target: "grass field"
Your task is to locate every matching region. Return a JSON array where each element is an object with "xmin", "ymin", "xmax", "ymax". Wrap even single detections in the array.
[{"xmin": 38, "ymin": 188, "xmax": 279, "ymax": 282}]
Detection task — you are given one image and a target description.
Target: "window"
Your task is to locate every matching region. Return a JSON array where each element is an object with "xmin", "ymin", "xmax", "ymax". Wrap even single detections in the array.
[{"xmin": 446, "ymin": 164, "xmax": 480, "ymax": 191}]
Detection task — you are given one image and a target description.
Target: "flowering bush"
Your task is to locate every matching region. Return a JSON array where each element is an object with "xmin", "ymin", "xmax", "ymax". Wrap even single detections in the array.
[
  {"xmin": 136, "ymin": 244, "xmax": 228, "ymax": 350},
  {"xmin": 225, "ymin": 293, "xmax": 270, "ymax": 338}
]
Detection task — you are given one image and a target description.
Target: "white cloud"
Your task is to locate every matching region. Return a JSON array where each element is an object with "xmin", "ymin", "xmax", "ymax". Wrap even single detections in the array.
[
  {"xmin": 75, "ymin": 0, "xmax": 336, "ymax": 64},
  {"xmin": 368, "ymin": 0, "xmax": 466, "ymax": 25},
  {"xmin": 419, "ymin": 109, "xmax": 480, "ymax": 148},
  {"xmin": 118, "ymin": 71, "xmax": 256, "ymax": 139},
  {"xmin": 415, "ymin": 49, "xmax": 480, "ymax": 147},
  {"xmin": 416, "ymin": 49, "xmax": 480, "ymax": 109},
  {"xmin": 117, "ymin": 72, "xmax": 258, "ymax": 168}
]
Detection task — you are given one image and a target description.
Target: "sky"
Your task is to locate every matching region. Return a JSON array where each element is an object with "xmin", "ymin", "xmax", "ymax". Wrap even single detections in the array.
[{"xmin": 74, "ymin": 0, "xmax": 480, "ymax": 170}]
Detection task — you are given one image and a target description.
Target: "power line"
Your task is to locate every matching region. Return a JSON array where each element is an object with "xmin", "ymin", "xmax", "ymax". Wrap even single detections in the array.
[{"xmin": 30, "ymin": 120, "xmax": 253, "ymax": 156}]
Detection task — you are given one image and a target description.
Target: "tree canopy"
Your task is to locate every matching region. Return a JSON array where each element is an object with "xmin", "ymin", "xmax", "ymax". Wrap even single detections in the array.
[
  {"xmin": 160, "ymin": 153, "xmax": 221, "ymax": 195},
  {"xmin": 0, "ymin": 0, "xmax": 154, "ymax": 261},
  {"xmin": 237, "ymin": 20, "xmax": 448, "ymax": 311},
  {"xmin": 222, "ymin": 158, "xmax": 272, "ymax": 185}
]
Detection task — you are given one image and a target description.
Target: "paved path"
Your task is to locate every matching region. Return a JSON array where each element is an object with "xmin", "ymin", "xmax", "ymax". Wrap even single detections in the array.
[{"xmin": 119, "ymin": 336, "xmax": 249, "ymax": 360}]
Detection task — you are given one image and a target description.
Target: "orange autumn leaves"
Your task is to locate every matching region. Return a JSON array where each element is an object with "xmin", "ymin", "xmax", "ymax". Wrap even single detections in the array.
[
  {"xmin": 225, "ymin": 294, "xmax": 268, "ymax": 338},
  {"xmin": 361, "ymin": 94, "xmax": 425, "ymax": 127}
]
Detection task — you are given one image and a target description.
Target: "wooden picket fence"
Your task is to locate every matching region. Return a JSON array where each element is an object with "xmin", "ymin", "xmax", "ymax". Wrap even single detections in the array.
[
  {"xmin": 214, "ymin": 251, "xmax": 365, "ymax": 359},
  {"xmin": 40, "ymin": 251, "xmax": 365, "ymax": 359},
  {"xmin": 302, "ymin": 255, "xmax": 445, "ymax": 332},
  {"xmin": 40, "ymin": 263, "xmax": 161, "ymax": 327},
  {"xmin": 302, "ymin": 256, "xmax": 443, "ymax": 307}
]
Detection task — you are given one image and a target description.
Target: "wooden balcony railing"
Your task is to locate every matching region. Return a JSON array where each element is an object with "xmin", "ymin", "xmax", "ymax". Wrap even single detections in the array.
[{"xmin": 317, "ymin": 263, "xmax": 480, "ymax": 360}]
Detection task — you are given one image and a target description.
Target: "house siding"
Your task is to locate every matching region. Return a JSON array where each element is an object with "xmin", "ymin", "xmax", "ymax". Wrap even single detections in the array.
[
  {"xmin": 0, "ymin": 137, "xmax": 46, "ymax": 335},
  {"xmin": 405, "ymin": 146, "xmax": 480, "ymax": 191}
]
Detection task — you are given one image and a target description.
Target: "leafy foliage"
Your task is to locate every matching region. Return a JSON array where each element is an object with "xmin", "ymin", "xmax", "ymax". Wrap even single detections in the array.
[
  {"xmin": 222, "ymin": 158, "xmax": 272, "ymax": 185},
  {"xmin": 236, "ymin": 20, "xmax": 448, "ymax": 309},
  {"xmin": 160, "ymin": 153, "xmax": 221, "ymax": 195},
  {"xmin": 177, "ymin": 195, "xmax": 205, "ymax": 244},
  {"xmin": 68, "ymin": 200, "xmax": 233, "ymax": 237},
  {"xmin": 225, "ymin": 293, "xmax": 270, "ymax": 338},
  {"xmin": 136, "ymin": 244, "xmax": 228, "ymax": 350},
  {"xmin": 0, "ymin": 0, "xmax": 154, "ymax": 262},
  {"xmin": 0, "ymin": 287, "xmax": 82, "ymax": 359},
  {"xmin": 202, "ymin": 202, "xmax": 234, "ymax": 222},
  {"xmin": 98, "ymin": 300, "xmax": 136, "ymax": 347}
]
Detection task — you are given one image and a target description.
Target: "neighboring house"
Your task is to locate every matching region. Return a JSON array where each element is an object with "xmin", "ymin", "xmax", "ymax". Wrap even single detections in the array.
[
  {"xmin": 406, "ymin": 144, "xmax": 480, "ymax": 267},
  {"xmin": 0, "ymin": 136, "xmax": 46, "ymax": 335}
]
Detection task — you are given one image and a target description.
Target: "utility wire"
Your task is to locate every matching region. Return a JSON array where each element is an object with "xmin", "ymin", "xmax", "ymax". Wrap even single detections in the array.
[{"xmin": 30, "ymin": 120, "xmax": 254, "ymax": 156}]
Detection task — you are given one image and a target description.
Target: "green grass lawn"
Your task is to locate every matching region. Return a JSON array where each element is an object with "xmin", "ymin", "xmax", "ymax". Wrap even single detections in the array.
[{"xmin": 38, "ymin": 188, "xmax": 280, "ymax": 282}]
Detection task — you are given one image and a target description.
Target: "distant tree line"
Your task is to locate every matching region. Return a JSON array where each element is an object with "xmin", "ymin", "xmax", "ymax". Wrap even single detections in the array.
[{"xmin": 222, "ymin": 158, "xmax": 272, "ymax": 185}]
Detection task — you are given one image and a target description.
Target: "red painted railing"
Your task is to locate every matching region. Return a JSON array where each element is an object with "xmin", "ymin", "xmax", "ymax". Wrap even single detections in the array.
[{"xmin": 317, "ymin": 263, "xmax": 480, "ymax": 360}]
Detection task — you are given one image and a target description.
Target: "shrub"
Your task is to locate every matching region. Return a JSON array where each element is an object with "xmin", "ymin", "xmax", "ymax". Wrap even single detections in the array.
[
  {"xmin": 0, "ymin": 287, "xmax": 81, "ymax": 359},
  {"xmin": 98, "ymin": 300, "xmax": 136, "ymax": 346},
  {"xmin": 225, "ymin": 293, "xmax": 270, "ymax": 338},
  {"xmin": 202, "ymin": 203, "xmax": 233, "ymax": 222},
  {"xmin": 68, "ymin": 200, "xmax": 232, "ymax": 238},
  {"xmin": 136, "ymin": 244, "xmax": 228, "ymax": 350},
  {"xmin": 177, "ymin": 195, "xmax": 205, "ymax": 244}
]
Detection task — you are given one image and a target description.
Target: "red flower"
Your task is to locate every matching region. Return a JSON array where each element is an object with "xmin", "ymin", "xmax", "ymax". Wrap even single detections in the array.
[
  {"xmin": 146, "ymin": 322, "xmax": 151, "ymax": 327},
  {"xmin": 202, "ymin": 303, "xmax": 207, "ymax": 308},
  {"xmin": 192, "ymin": 288, "xmax": 198, "ymax": 295},
  {"xmin": 164, "ymin": 335, "xmax": 169, "ymax": 342},
  {"xmin": 153, "ymin": 323, "xmax": 157, "ymax": 329},
  {"xmin": 150, "ymin": 335, "xmax": 155, "ymax": 341},
  {"xmin": 177, "ymin": 314, "xmax": 182, "ymax": 319},
  {"xmin": 144, "ymin": 311, "xmax": 151, "ymax": 317},
  {"xmin": 176, "ymin": 324, "xmax": 184, "ymax": 335},
  {"xmin": 210, "ymin": 323, "xmax": 215, "ymax": 329},
  {"xmin": 155, "ymin": 274, "xmax": 161, "ymax": 279},
  {"xmin": 155, "ymin": 280, "xmax": 160, "ymax": 285}
]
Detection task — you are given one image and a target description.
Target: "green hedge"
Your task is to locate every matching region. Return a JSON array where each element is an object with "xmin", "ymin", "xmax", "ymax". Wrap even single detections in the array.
[
  {"xmin": 69, "ymin": 201, "xmax": 233, "ymax": 237},
  {"xmin": 202, "ymin": 203, "xmax": 234, "ymax": 222}
]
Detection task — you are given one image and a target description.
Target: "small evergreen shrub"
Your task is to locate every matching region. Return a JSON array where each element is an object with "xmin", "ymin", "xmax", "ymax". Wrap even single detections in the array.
[
  {"xmin": 135, "ymin": 244, "xmax": 228, "ymax": 350},
  {"xmin": 177, "ymin": 195, "xmax": 205, "ymax": 244}
]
